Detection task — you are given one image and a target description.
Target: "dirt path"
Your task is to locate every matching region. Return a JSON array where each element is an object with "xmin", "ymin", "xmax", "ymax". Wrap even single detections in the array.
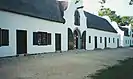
[{"xmin": 0, "ymin": 48, "xmax": 133, "ymax": 79}]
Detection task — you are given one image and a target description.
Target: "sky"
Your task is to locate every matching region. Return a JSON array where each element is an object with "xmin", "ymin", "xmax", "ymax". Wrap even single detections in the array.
[{"xmin": 83, "ymin": 0, "xmax": 133, "ymax": 16}]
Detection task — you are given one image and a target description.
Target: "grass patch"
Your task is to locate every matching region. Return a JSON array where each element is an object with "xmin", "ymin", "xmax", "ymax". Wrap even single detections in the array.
[{"xmin": 87, "ymin": 58, "xmax": 133, "ymax": 79}]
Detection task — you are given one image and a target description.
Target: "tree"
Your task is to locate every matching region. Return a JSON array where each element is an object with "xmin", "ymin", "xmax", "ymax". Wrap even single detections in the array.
[
  {"xmin": 129, "ymin": 0, "xmax": 133, "ymax": 5},
  {"xmin": 98, "ymin": 0, "xmax": 133, "ymax": 28}
]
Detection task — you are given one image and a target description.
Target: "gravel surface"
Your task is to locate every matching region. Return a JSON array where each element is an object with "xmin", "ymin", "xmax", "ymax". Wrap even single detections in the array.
[{"xmin": 0, "ymin": 47, "xmax": 133, "ymax": 79}]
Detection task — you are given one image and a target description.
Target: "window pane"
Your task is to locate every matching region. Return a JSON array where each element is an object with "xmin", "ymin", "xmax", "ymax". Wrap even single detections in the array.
[
  {"xmin": 37, "ymin": 32, "xmax": 42, "ymax": 45},
  {"xmin": 41, "ymin": 32, "xmax": 47, "ymax": 45},
  {"xmin": 2, "ymin": 29, "xmax": 9, "ymax": 46},
  {"xmin": 47, "ymin": 33, "xmax": 51, "ymax": 45}
]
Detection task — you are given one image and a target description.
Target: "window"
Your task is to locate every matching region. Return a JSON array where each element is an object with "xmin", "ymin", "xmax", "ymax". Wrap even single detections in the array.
[
  {"xmin": 109, "ymin": 37, "xmax": 110, "ymax": 43},
  {"xmin": 125, "ymin": 40, "xmax": 127, "ymax": 44},
  {"xmin": 0, "ymin": 28, "xmax": 1, "ymax": 47},
  {"xmin": 113, "ymin": 38, "xmax": 115, "ymax": 43},
  {"xmin": 74, "ymin": 10, "xmax": 80, "ymax": 26},
  {"xmin": 47, "ymin": 33, "xmax": 51, "ymax": 45},
  {"xmin": 33, "ymin": 32, "xmax": 47, "ymax": 45},
  {"xmin": 0, "ymin": 29, "xmax": 9, "ymax": 46},
  {"xmin": 89, "ymin": 36, "xmax": 91, "ymax": 43},
  {"xmin": 100, "ymin": 37, "xmax": 102, "ymax": 43},
  {"xmin": 33, "ymin": 32, "xmax": 51, "ymax": 46}
]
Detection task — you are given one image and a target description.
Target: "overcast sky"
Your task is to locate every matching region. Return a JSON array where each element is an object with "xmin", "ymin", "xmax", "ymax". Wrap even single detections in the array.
[{"xmin": 83, "ymin": 0, "xmax": 133, "ymax": 16}]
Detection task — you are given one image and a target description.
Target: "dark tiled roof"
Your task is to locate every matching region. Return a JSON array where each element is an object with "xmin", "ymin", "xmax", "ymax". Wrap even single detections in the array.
[
  {"xmin": 0, "ymin": 0, "xmax": 65, "ymax": 23},
  {"xmin": 84, "ymin": 11, "xmax": 117, "ymax": 33},
  {"xmin": 119, "ymin": 26, "xmax": 129, "ymax": 36}
]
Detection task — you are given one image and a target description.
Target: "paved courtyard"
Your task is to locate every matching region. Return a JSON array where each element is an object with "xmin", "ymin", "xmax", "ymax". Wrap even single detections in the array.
[{"xmin": 0, "ymin": 47, "xmax": 133, "ymax": 79}]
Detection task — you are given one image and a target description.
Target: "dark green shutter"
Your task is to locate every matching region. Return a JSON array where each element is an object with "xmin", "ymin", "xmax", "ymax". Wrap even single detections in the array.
[
  {"xmin": 47, "ymin": 33, "xmax": 51, "ymax": 45},
  {"xmin": 33, "ymin": 32, "xmax": 38, "ymax": 45},
  {"xmin": 2, "ymin": 29, "xmax": 9, "ymax": 46},
  {"xmin": 0, "ymin": 28, "xmax": 1, "ymax": 47}
]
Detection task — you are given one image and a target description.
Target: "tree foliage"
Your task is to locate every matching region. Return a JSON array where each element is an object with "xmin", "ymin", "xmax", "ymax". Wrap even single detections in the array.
[
  {"xmin": 129, "ymin": 0, "xmax": 133, "ymax": 5},
  {"xmin": 98, "ymin": 0, "xmax": 133, "ymax": 28}
]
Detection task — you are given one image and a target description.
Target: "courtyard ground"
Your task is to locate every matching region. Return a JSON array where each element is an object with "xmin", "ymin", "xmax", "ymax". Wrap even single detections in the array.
[{"xmin": 0, "ymin": 47, "xmax": 133, "ymax": 79}]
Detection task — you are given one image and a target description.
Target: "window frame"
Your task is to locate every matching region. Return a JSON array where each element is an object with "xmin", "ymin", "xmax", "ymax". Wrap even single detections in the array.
[{"xmin": 33, "ymin": 31, "xmax": 50, "ymax": 46}]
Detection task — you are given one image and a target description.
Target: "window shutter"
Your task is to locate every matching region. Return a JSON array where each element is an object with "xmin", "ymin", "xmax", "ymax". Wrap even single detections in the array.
[
  {"xmin": 0, "ymin": 28, "xmax": 1, "ymax": 47},
  {"xmin": 33, "ymin": 32, "xmax": 38, "ymax": 45},
  {"xmin": 47, "ymin": 33, "xmax": 51, "ymax": 45},
  {"xmin": 2, "ymin": 29, "xmax": 9, "ymax": 46}
]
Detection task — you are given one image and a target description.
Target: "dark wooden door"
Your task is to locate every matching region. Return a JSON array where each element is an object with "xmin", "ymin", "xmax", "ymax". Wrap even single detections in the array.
[
  {"xmin": 55, "ymin": 33, "xmax": 61, "ymax": 51},
  {"xmin": 16, "ymin": 30, "xmax": 27, "ymax": 54},
  {"xmin": 95, "ymin": 36, "xmax": 97, "ymax": 48},
  {"xmin": 105, "ymin": 37, "xmax": 107, "ymax": 48},
  {"xmin": 82, "ymin": 31, "xmax": 86, "ymax": 49}
]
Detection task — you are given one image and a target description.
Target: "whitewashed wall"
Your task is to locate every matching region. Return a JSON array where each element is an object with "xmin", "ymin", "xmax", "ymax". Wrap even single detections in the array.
[
  {"xmin": 0, "ymin": 11, "xmax": 67, "ymax": 57},
  {"xmin": 86, "ymin": 28, "xmax": 119, "ymax": 50},
  {"xmin": 102, "ymin": 16, "xmax": 133, "ymax": 47}
]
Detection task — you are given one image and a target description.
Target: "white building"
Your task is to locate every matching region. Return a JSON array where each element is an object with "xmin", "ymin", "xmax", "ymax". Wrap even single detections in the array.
[
  {"xmin": 0, "ymin": 0, "xmax": 132, "ymax": 57},
  {"xmin": 102, "ymin": 16, "xmax": 133, "ymax": 47}
]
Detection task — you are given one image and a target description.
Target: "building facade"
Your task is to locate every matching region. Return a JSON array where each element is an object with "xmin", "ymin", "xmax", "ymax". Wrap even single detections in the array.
[{"xmin": 0, "ymin": 0, "xmax": 132, "ymax": 57}]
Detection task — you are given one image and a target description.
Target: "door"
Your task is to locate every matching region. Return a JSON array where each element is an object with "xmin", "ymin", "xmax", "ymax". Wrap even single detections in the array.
[
  {"xmin": 55, "ymin": 33, "xmax": 61, "ymax": 51},
  {"xmin": 81, "ymin": 31, "xmax": 86, "ymax": 49},
  {"xmin": 68, "ymin": 28, "xmax": 74, "ymax": 50},
  {"xmin": 105, "ymin": 37, "xmax": 107, "ymax": 48},
  {"xmin": 16, "ymin": 30, "xmax": 27, "ymax": 54},
  {"xmin": 95, "ymin": 36, "xmax": 97, "ymax": 48}
]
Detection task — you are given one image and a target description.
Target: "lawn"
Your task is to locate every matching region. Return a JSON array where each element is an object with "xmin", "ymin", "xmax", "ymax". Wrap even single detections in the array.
[{"xmin": 87, "ymin": 58, "xmax": 133, "ymax": 79}]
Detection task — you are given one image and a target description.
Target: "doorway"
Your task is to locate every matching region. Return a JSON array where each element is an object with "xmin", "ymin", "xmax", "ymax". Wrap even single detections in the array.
[
  {"xmin": 74, "ymin": 29, "xmax": 81, "ymax": 49},
  {"xmin": 16, "ymin": 30, "xmax": 27, "ymax": 55},
  {"xmin": 55, "ymin": 33, "xmax": 61, "ymax": 51},
  {"xmin": 81, "ymin": 31, "xmax": 86, "ymax": 49},
  {"xmin": 95, "ymin": 36, "xmax": 97, "ymax": 48},
  {"xmin": 68, "ymin": 28, "xmax": 74, "ymax": 50}
]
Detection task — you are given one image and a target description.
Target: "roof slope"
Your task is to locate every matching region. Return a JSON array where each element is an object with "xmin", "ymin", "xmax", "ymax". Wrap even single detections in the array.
[
  {"xmin": 119, "ymin": 26, "xmax": 129, "ymax": 36},
  {"xmin": 84, "ymin": 11, "xmax": 117, "ymax": 33},
  {"xmin": 0, "ymin": 0, "xmax": 65, "ymax": 23}
]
